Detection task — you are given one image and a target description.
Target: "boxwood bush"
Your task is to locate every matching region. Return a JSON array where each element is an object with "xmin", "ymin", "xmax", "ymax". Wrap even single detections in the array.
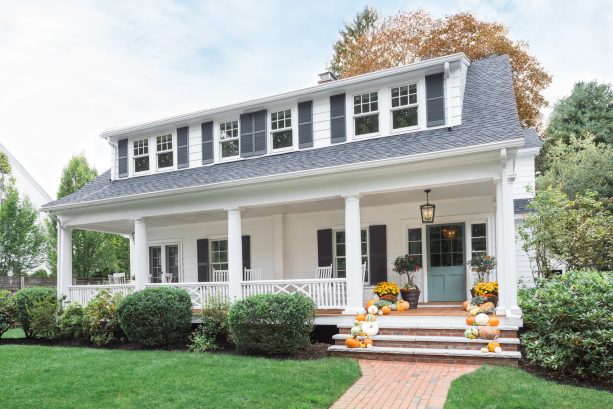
[
  {"xmin": 13, "ymin": 287, "xmax": 57, "ymax": 338},
  {"xmin": 0, "ymin": 290, "xmax": 16, "ymax": 338},
  {"xmin": 117, "ymin": 287, "xmax": 193, "ymax": 346},
  {"xmin": 519, "ymin": 270, "xmax": 612, "ymax": 383},
  {"xmin": 27, "ymin": 297, "xmax": 62, "ymax": 340},
  {"xmin": 59, "ymin": 302, "xmax": 88, "ymax": 339},
  {"xmin": 228, "ymin": 293, "xmax": 316, "ymax": 356}
]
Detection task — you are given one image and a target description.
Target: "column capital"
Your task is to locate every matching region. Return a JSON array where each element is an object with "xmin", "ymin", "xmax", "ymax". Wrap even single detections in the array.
[
  {"xmin": 132, "ymin": 217, "xmax": 146, "ymax": 223},
  {"xmin": 226, "ymin": 207, "xmax": 241, "ymax": 214},
  {"xmin": 342, "ymin": 194, "xmax": 362, "ymax": 202}
]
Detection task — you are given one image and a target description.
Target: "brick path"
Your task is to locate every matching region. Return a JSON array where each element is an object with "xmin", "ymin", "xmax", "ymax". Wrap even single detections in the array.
[{"xmin": 331, "ymin": 360, "xmax": 479, "ymax": 409}]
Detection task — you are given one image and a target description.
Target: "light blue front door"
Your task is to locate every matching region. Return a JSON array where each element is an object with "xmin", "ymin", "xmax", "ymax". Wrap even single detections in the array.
[{"xmin": 427, "ymin": 223, "xmax": 466, "ymax": 301}]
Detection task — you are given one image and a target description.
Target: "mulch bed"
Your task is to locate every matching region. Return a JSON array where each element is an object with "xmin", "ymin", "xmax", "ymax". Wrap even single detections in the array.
[{"xmin": 519, "ymin": 360, "xmax": 612, "ymax": 393}]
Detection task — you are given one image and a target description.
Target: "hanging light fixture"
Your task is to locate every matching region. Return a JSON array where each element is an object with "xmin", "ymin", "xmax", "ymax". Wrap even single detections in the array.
[{"xmin": 420, "ymin": 189, "xmax": 435, "ymax": 223}]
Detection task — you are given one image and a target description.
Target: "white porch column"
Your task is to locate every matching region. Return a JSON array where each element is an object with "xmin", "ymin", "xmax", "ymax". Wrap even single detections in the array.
[
  {"xmin": 133, "ymin": 218, "xmax": 148, "ymax": 291},
  {"xmin": 58, "ymin": 223, "xmax": 73, "ymax": 298},
  {"xmin": 494, "ymin": 180, "xmax": 507, "ymax": 315},
  {"xmin": 128, "ymin": 235, "xmax": 136, "ymax": 279},
  {"xmin": 273, "ymin": 214, "xmax": 284, "ymax": 279},
  {"xmin": 343, "ymin": 195, "xmax": 365, "ymax": 314},
  {"xmin": 227, "ymin": 208, "xmax": 243, "ymax": 301},
  {"xmin": 502, "ymin": 155, "xmax": 521, "ymax": 317}
]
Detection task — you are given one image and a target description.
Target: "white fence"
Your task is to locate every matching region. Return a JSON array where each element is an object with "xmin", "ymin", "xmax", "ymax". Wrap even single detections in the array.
[
  {"xmin": 241, "ymin": 278, "xmax": 347, "ymax": 308},
  {"xmin": 67, "ymin": 284, "xmax": 135, "ymax": 305},
  {"xmin": 145, "ymin": 282, "xmax": 229, "ymax": 308}
]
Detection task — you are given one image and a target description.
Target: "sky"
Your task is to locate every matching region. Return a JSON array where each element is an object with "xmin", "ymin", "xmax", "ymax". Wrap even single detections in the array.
[{"xmin": 1, "ymin": 0, "xmax": 611, "ymax": 199}]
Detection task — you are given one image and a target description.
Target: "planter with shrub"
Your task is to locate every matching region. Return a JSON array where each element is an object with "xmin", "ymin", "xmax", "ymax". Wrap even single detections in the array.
[
  {"xmin": 392, "ymin": 255, "xmax": 421, "ymax": 308},
  {"xmin": 13, "ymin": 287, "xmax": 57, "ymax": 338}
]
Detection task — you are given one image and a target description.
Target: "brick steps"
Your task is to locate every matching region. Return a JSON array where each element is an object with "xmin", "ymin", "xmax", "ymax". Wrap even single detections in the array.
[
  {"xmin": 338, "ymin": 324, "xmax": 519, "ymax": 338},
  {"xmin": 332, "ymin": 334, "xmax": 520, "ymax": 351}
]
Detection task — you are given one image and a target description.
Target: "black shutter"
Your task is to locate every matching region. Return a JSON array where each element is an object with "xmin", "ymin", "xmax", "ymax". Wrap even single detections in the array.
[
  {"xmin": 426, "ymin": 73, "xmax": 445, "ymax": 127},
  {"xmin": 368, "ymin": 225, "xmax": 387, "ymax": 285},
  {"xmin": 201, "ymin": 121, "xmax": 214, "ymax": 164},
  {"xmin": 330, "ymin": 94, "xmax": 346, "ymax": 143},
  {"xmin": 197, "ymin": 239, "xmax": 209, "ymax": 282},
  {"xmin": 177, "ymin": 126, "xmax": 189, "ymax": 169},
  {"xmin": 298, "ymin": 100, "xmax": 313, "ymax": 148},
  {"xmin": 118, "ymin": 139, "xmax": 128, "ymax": 178},
  {"xmin": 240, "ymin": 113, "xmax": 254, "ymax": 158},
  {"xmin": 317, "ymin": 229, "xmax": 333, "ymax": 267},
  {"xmin": 242, "ymin": 235, "xmax": 251, "ymax": 279},
  {"xmin": 253, "ymin": 110, "xmax": 267, "ymax": 156}
]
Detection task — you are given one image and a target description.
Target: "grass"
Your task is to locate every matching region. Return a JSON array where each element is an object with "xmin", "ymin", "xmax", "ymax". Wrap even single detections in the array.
[
  {"xmin": 0, "ymin": 345, "xmax": 360, "ymax": 409},
  {"xmin": 445, "ymin": 366, "xmax": 612, "ymax": 409},
  {"xmin": 2, "ymin": 327, "xmax": 25, "ymax": 339}
]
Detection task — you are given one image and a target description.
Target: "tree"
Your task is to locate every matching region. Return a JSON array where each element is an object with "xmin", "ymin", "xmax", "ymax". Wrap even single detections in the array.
[
  {"xmin": 328, "ymin": 10, "xmax": 551, "ymax": 128},
  {"xmin": 46, "ymin": 154, "xmax": 129, "ymax": 278}
]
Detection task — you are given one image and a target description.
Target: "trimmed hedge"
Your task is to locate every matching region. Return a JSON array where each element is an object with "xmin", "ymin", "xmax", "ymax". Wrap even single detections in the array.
[
  {"xmin": 117, "ymin": 287, "xmax": 193, "ymax": 346},
  {"xmin": 519, "ymin": 270, "xmax": 613, "ymax": 383},
  {"xmin": 13, "ymin": 287, "xmax": 57, "ymax": 338},
  {"xmin": 228, "ymin": 293, "xmax": 316, "ymax": 356}
]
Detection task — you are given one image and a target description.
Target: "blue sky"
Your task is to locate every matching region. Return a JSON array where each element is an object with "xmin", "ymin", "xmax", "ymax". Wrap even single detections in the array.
[{"xmin": 0, "ymin": 0, "xmax": 611, "ymax": 197}]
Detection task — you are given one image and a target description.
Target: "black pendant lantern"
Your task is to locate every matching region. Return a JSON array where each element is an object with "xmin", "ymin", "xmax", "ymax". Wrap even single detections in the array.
[{"xmin": 420, "ymin": 189, "xmax": 435, "ymax": 224}]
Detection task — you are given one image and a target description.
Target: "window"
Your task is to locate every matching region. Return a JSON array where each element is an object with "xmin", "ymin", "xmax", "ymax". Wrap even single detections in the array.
[
  {"xmin": 148, "ymin": 244, "xmax": 180, "ymax": 283},
  {"xmin": 271, "ymin": 109, "xmax": 293, "ymax": 150},
  {"xmin": 335, "ymin": 230, "xmax": 368, "ymax": 280},
  {"xmin": 471, "ymin": 223, "xmax": 487, "ymax": 258},
  {"xmin": 429, "ymin": 224, "xmax": 464, "ymax": 267},
  {"xmin": 210, "ymin": 239, "xmax": 228, "ymax": 272},
  {"xmin": 391, "ymin": 84, "xmax": 418, "ymax": 130},
  {"xmin": 156, "ymin": 134, "xmax": 173, "ymax": 169},
  {"xmin": 219, "ymin": 120, "xmax": 239, "ymax": 158},
  {"xmin": 133, "ymin": 138, "xmax": 149, "ymax": 173},
  {"xmin": 353, "ymin": 92, "xmax": 379, "ymax": 136},
  {"xmin": 407, "ymin": 228, "xmax": 423, "ymax": 267}
]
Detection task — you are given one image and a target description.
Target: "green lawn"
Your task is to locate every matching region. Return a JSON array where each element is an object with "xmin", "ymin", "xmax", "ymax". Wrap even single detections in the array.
[
  {"xmin": 445, "ymin": 366, "xmax": 612, "ymax": 409},
  {"xmin": 0, "ymin": 345, "xmax": 360, "ymax": 409},
  {"xmin": 2, "ymin": 327, "xmax": 25, "ymax": 339}
]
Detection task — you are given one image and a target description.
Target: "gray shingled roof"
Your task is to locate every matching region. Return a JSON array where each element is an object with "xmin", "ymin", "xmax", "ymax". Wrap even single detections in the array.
[
  {"xmin": 522, "ymin": 129, "xmax": 543, "ymax": 149},
  {"xmin": 44, "ymin": 55, "xmax": 525, "ymax": 210},
  {"xmin": 514, "ymin": 198, "xmax": 534, "ymax": 214}
]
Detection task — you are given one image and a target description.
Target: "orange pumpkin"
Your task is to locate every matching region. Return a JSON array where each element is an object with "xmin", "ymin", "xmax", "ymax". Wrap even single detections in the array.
[
  {"xmin": 356, "ymin": 314, "xmax": 367, "ymax": 322},
  {"xmin": 488, "ymin": 316, "xmax": 500, "ymax": 327},
  {"xmin": 366, "ymin": 299, "xmax": 377, "ymax": 309},
  {"xmin": 466, "ymin": 316, "xmax": 474, "ymax": 326},
  {"xmin": 345, "ymin": 337, "xmax": 360, "ymax": 348},
  {"xmin": 463, "ymin": 300, "xmax": 470, "ymax": 311},
  {"xmin": 361, "ymin": 338, "xmax": 374, "ymax": 347},
  {"xmin": 399, "ymin": 301, "xmax": 410, "ymax": 310},
  {"xmin": 487, "ymin": 341, "xmax": 500, "ymax": 352},
  {"xmin": 478, "ymin": 326, "xmax": 501, "ymax": 340},
  {"xmin": 381, "ymin": 306, "xmax": 391, "ymax": 315}
]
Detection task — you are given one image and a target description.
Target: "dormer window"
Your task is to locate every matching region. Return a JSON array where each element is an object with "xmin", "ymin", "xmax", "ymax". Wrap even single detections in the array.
[
  {"xmin": 156, "ymin": 134, "xmax": 174, "ymax": 169},
  {"xmin": 271, "ymin": 109, "xmax": 293, "ymax": 150},
  {"xmin": 133, "ymin": 138, "xmax": 150, "ymax": 173},
  {"xmin": 220, "ymin": 120, "xmax": 239, "ymax": 159},
  {"xmin": 353, "ymin": 92, "xmax": 379, "ymax": 136},
  {"xmin": 391, "ymin": 84, "xmax": 418, "ymax": 130}
]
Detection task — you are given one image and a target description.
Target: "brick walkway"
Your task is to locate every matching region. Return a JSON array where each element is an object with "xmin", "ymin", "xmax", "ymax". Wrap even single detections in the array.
[{"xmin": 331, "ymin": 360, "xmax": 480, "ymax": 409}]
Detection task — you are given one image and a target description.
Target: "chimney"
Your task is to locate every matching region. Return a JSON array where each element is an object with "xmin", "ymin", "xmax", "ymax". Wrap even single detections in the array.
[{"xmin": 318, "ymin": 71, "xmax": 338, "ymax": 84}]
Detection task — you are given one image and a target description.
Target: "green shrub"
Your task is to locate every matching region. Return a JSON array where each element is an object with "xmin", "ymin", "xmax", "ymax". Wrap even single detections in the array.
[
  {"xmin": 519, "ymin": 270, "xmax": 613, "ymax": 383},
  {"xmin": 228, "ymin": 293, "xmax": 315, "ymax": 356},
  {"xmin": 13, "ymin": 287, "xmax": 57, "ymax": 338},
  {"xmin": 59, "ymin": 302, "xmax": 88, "ymax": 339},
  {"xmin": 0, "ymin": 290, "xmax": 16, "ymax": 338},
  {"xmin": 189, "ymin": 298, "xmax": 230, "ymax": 352},
  {"xmin": 117, "ymin": 287, "xmax": 193, "ymax": 347},
  {"xmin": 189, "ymin": 327, "xmax": 219, "ymax": 352},
  {"xmin": 85, "ymin": 290, "xmax": 124, "ymax": 346},
  {"xmin": 27, "ymin": 298, "xmax": 61, "ymax": 340}
]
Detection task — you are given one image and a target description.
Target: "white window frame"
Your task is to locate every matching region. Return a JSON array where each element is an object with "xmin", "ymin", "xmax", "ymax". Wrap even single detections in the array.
[
  {"xmin": 269, "ymin": 108, "xmax": 294, "ymax": 152},
  {"xmin": 218, "ymin": 119, "xmax": 240, "ymax": 161},
  {"xmin": 390, "ymin": 83, "xmax": 419, "ymax": 132},
  {"xmin": 155, "ymin": 133, "xmax": 176, "ymax": 172},
  {"xmin": 352, "ymin": 91, "xmax": 380, "ymax": 138},
  {"xmin": 209, "ymin": 238, "xmax": 229, "ymax": 273},
  {"xmin": 132, "ymin": 138, "xmax": 150, "ymax": 175},
  {"xmin": 334, "ymin": 228, "xmax": 369, "ymax": 281},
  {"xmin": 147, "ymin": 240, "xmax": 183, "ymax": 282}
]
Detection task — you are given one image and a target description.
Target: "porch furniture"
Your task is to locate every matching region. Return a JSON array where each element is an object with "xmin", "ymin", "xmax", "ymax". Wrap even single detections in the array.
[
  {"xmin": 162, "ymin": 273, "xmax": 174, "ymax": 283},
  {"xmin": 244, "ymin": 267, "xmax": 262, "ymax": 281},
  {"xmin": 108, "ymin": 273, "xmax": 126, "ymax": 284},
  {"xmin": 212, "ymin": 268, "xmax": 229, "ymax": 282},
  {"xmin": 316, "ymin": 265, "xmax": 333, "ymax": 279}
]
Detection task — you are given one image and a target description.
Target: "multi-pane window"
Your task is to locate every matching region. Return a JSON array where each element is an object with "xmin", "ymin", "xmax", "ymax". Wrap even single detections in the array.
[
  {"xmin": 429, "ymin": 224, "xmax": 464, "ymax": 267},
  {"xmin": 471, "ymin": 223, "xmax": 487, "ymax": 258},
  {"xmin": 391, "ymin": 84, "xmax": 418, "ymax": 129},
  {"xmin": 210, "ymin": 239, "xmax": 228, "ymax": 272},
  {"xmin": 220, "ymin": 120, "xmax": 239, "ymax": 158},
  {"xmin": 156, "ymin": 134, "xmax": 173, "ymax": 169},
  {"xmin": 335, "ymin": 230, "xmax": 368, "ymax": 280},
  {"xmin": 133, "ymin": 138, "xmax": 149, "ymax": 173},
  {"xmin": 407, "ymin": 228, "xmax": 423, "ymax": 267},
  {"xmin": 353, "ymin": 92, "xmax": 379, "ymax": 136},
  {"xmin": 271, "ymin": 109, "xmax": 293, "ymax": 149}
]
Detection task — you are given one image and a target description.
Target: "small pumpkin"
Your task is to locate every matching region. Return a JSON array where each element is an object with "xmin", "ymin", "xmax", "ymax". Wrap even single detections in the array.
[
  {"xmin": 494, "ymin": 346, "xmax": 502, "ymax": 353},
  {"xmin": 345, "ymin": 337, "xmax": 360, "ymax": 348},
  {"xmin": 399, "ymin": 301, "xmax": 410, "ymax": 310},
  {"xmin": 381, "ymin": 306, "xmax": 391, "ymax": 315},
  {"xmin": 362, "ymin": 338, "xmax": 374, "ymax": 348},
  {"xmin": 361, "ymin": 322, "xmax": 379, "ymax": 337},
  {"xmin": 474, "ymin": 313, "xmax": 489, "ymax": 326},
  {"xmin": 367, "ymin": 305, "xmax": 379, "ymax": 315},
  {"xmin": 356, "ymin": 314, "xmax": 367, "ymax": 322},
  {"xmin": 350, "ymin": 321, "xmax": 363, "ymax": 336},
  {"xmin": 487, "ymin": 341, "xmax": 500, "ymax": 353},
  {"xmin": 396, "ymin": 302, "xmax": 405, "ymax": 312},
  {"xmin": 480, "ymin": 347, "xmax": 489, "ymax": 353},
  {"xmin": 488, "ymin": 316, "xmax": 500, "ymax": 327},
  {"xmin": 365, "ymin": 314, "xmax": 377, "ymax": 322},
  {"xmin": 366, "ymin": 299, "xmax": 377, "ymax": 309},
  {"xmin": 479, "ymin": 326, "xmax": 501, "ymax": 340},
  {"xmin": 479, "ymin": 302, "xmax": 495, "ymax": 313},
  {"xmin": 464, "ymin": 327, "xmax": 479, "ymax": 339},
  {"xmin": 466, "ymin": 316, "xmax": 475, "ymax": 326},
  {"xmin": 463, "ymin": 300, "xmax": 470, "ymax": 311}
]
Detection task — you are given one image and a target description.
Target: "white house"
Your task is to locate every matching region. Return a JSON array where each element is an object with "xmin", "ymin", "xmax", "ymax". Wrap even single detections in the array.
[{"xmin": 42, "ymin": 53, "xmax": 541, "ymax": 323}]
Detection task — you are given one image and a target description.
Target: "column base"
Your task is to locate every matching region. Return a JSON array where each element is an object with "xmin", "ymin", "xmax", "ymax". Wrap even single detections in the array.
[{"xmin": 342, "ymin": 307, "xmax": 366, "ymax": 315}]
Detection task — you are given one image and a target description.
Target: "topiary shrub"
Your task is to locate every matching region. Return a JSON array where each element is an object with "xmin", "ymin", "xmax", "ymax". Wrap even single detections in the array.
[
  {"xmin": 85, "ymin": 290, "xmax": 124, "ymax": 346},
  {"xmin": 117, "ymin": 287, "xmax": 193, "ymax": 347},
  {"xmin": 27, "ymin": 297, "xmax": 62, "ymax": 340},
  {"xmin": 519, "ymin": 270, "xmax": 613, "ymax": 383},
  {"xmin": 59, "ymin": 302, "xmax": 88, "ymax": 339},
  {"xmin": 0, "ymin": 290, "xmax": 16, "ymax": 338},
  {"xmin": 189, "ymin": 298, "xmax": 230, "ymax": 352},
  {"xmin": 228, "ymin": 293, "xmax": 316, "ymax": 356},
  {"xmin": 13, "ymin": 287, "xmax": 57, "ymax": 338}
]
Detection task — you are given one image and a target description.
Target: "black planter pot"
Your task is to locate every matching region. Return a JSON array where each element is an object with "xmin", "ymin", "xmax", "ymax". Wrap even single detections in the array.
[
  {"xmin": 470, "ymin": 287, "xmax": 475, "ymax": 298},
  {"xmin": 400, "ymin": 289, "xmax": 421, "ymax": 309}
]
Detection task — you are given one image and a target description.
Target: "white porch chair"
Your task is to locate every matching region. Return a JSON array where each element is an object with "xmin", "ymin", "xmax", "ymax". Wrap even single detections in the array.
[
  {"xmin": 244, "ymin": 267, "xmax": 262, "ymax": 281},
  {"xmin": 109, "ymin": 273, "xmax": 126, "ymax": 284},
  {"xmin": 212, "ymin": 268, "xmax": 229, "ymax": 282},
  {"xmin": 162, "ymin": 273, "xmax": 174, "ymax": 283},
  {"xmin": 316, "ymin": 265, "xmax": 333, "ymax": 279}
]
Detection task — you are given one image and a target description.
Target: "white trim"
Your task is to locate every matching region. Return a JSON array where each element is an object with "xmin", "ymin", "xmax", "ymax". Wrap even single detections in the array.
[
  {"xmin": 147, "ymin": 239, "xmax": 183, "ymax": 282},
  {"xmin": 269, "ymin": 107, "xmax": 296, "ymax": 152}
]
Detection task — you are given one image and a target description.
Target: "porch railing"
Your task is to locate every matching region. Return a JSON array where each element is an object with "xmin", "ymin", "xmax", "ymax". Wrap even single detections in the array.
[
  {"xmin": 67, "ymin": 284, "xmax": 135, "ymax": 305},
  {"xmin": 241, "ymin": 278, "xmax": 347, "ymax": 309},
  {"xmin": 145, "ymin": 282, "xmax": 229, "ymax": 309}
]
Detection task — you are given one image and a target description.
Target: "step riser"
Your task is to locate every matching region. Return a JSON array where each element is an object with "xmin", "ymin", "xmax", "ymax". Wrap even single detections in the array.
[
  {"xmin": 339, "ymin": 328, "xmax": 518, "ymax": 338},
  {"xmin": 329, "ymin": 351, "xmax": 518, "ymax": 367},
  {"xmin": 334, "ymin": 339, "xmax": 519, "ymax": 351}
]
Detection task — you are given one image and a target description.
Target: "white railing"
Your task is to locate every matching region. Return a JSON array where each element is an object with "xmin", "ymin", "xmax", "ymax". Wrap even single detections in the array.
[
  {"xmin": 145, "ymin": 282, "xmax": 230, "ymax": 308},
  {"xmin": 68, "ymin": 284, "xmax": 135, "ymax": 305},
  {"xmin": 241, "ymin": 278, "xmax": 347, "ymax": 308}
]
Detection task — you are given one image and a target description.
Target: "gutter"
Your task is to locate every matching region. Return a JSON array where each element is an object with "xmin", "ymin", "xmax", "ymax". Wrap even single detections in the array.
[{"xmin": 42, "ymin": 137, "xmax": 523, "ymax": 212}]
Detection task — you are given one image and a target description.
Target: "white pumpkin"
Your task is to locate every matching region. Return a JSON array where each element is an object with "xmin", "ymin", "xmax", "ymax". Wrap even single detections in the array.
[
  {"xmin": 366, "ymin": 343, "xmax": 373, "ymax": 349},
  {"xmin": 494, "ymin": 346, "xmax": 502, "ymax": 353},
  {"xmin": 361, "ymin": 322, "xmax": 379, "ymax": 337},
  {"xmin": 367, "ymin": 305, "xmax": 378, "ymax": 315},
  {"xmin": 475, "ymin": 313, "xmax": 490, "ymax": 326},
  {"xmin": 480, "ymin": 347, "xmax": 489, "ymax": 353},
  {"xmin": 350, "ymin": 322, "xmax": 362, "ymax": 336}
]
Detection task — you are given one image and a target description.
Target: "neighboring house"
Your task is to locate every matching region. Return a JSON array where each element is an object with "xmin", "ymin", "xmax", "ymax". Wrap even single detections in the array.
[{"xmin": 43, "ymin": 53, "xmax": 537, "ymax": 320}]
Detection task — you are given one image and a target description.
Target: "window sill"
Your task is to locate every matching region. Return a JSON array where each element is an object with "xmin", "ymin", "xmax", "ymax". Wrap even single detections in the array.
[
  {"xmin": 390, "ymin": 125, "xmax": 420, "ymax": 134},
  {"xmin": 353, "ymin": 132, "xmax": 381, "ymax": 140},
  {"xmin": 270, "ymin": 146, "xmax": 295, "ymax": 154}
]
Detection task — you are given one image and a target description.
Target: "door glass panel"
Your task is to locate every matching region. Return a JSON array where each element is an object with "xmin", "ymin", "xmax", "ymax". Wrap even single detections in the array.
[
  {"xmin": 149, "ymin": 246, "xmax": 162, "ymax": 283},
  {"xmin": 429, "ymin": 224, "xmax": 464, "ymax": 268},
  {"xmin": 166, "ymin": 245, "xmax": 179, "ymax": 282}
]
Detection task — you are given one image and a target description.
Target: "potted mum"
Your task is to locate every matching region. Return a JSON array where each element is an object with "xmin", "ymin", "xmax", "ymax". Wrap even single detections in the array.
[
  {"xmin": 373, "ymin": 281, "xmax": 400, "ymax": 303},
  {"xmin": 393, "ymin": 254, "xmax": 421, "ymax": 309},
  {"xmin": 467, "ymin": 254, "xmax": 496, "ymax": 296}
]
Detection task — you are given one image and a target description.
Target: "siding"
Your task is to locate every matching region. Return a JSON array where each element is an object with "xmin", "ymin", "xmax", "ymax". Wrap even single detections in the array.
[{"xmin": 514, "ymin": 152, "xmax": 537, "ymax": 198}]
